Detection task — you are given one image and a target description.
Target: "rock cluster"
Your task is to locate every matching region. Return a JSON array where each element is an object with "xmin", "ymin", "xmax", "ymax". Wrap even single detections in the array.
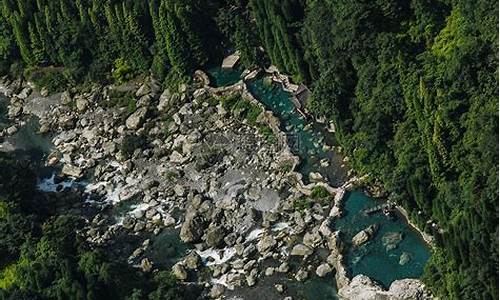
[
  {"xmin": 338, "ymin": 275, "xmax": 433, "ymax": 300},
  {"xmin": 0, "ymin": 71, "xmax": 433, "ymax": 300}
]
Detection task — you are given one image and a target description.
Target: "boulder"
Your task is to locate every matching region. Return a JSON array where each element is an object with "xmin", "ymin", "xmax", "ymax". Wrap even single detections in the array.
[
  {"xmin": 316, "ymin": 263, "xmax": 332, "ymax": 277},
  {"xmin": 184, "ymin": 251, "xmax": 201, "ymax": 270},
  {"xmin": 125, "ymin": 107, "xmax": 148, "ymax": 129},
  {"xmin": 399, "ymin": 252, "xmax": 411, "ymax": 265},
  {"xmin": 291, "ymin": 244, "xmax": 313, "ymax": 256},
  {"xmin": 339, "ymin": 274, "xmax": 432, "ymax": 300},
  {"xmin": 265, "ymin": 267, "xmax": 275, "ymax": 276},
  {"xmin": 382, "ymin": 232, "xmax": 403, "ymax": 251},
  {"xmin": 140, "ymin": 258, "xmax": 152, "ymax": 273},
  {"xmin": 257, "ymin": 234, "xmax": 277, "ymax": 253},
  {"xmin": 172, "ymin": 263, "xmax": 188, "ymax": 280},
  {"xmin": 7, "ymin": 105, "xmax": 22, "ymax": 118},
  {"xmin": 133, "ymin": 221, "xmax": 145, "ymax": 232},
  {"xmin": 203, "ymin": 226, "xmax": 225, "ymax": 247},
  {"xmin": 62, "ymin": 164, "xmax": 83, "ymax": 178},
  {"xmin": 352, "ymin": 224, "xmax": 378, "ymax": 246},
  {"xmin": 303, "ymin": 230, "xmax": 322, "ymax": 248},
  {"xmin": 122, "ymin": 216, "xmax": 136, "ymax": 229},
  {"xmin": 309, "ymin": 172, "xmax": 325, "ymax": 183},
  {"xmin": 17, "ymin": 87, "xmax": 31, "ymax": 99},
  {"xmin": 294, "ymin": 268, "xmax": 308, "ymax": 281},
  {"xmin": 163, "ymin": 214, "xmax": 176, "ymax": 227},
  {"xmin": 179, "ymin": 215, "xmax": 205, "ymax": 243},
  {"xmin": 136, "ymin": 83, "xmax": 151, "ymax": 97},
  {"xmin": 6, "ymin": 126, "xmax": 18, "ymax": 135},
  {"xmin": 277, "ymin": 262, "xmax": 289, "ymax": 273},
  {"xmin": 157, "ymin": 89, "xmax": 172, "ymax": 112},
  {"xmin": 338, "ymin": 274, "xmax": 384, "ymax": 300},
  {"xmin": 388, "ymin": 279, "xmax": 431, "ymax": 300},
  {"xmin": 75, "ymin": 96, "xmax": 89, "ymax": 112},
  {"xmin": 40, "ymin": 87, "xmax": 49, "ymax": 97},
  {"xmin": 61, "ymin": 91, "xmax": 72, "ymax": 104},
  {"xmin": 209, "ymin": 284, "xmax": 225, "ymax": 299},
  {"xmin": 173, "ymin": 184, "xmax": 185, "ymax": 196}
]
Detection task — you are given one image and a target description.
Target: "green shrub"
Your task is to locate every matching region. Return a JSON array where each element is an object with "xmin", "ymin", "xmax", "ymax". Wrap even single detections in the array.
[
  {"xmin": 221, "ymin": 95, "xmax": 263, "ymax": 125},
  {"xmin": 164, "ymin": 170, "xmax": 178, "ymax": 181},
  {"xmin": 163, "ymin": 69, "xmax": 190, "ymax": 90},
  {"xmin": 258, "ymin": 125, "xmax": 276, "ymax": 143},
  {"xmin": 311, "ymin": 186, "xmax": 330, "ymax": 199},
  {"xmin": 280, "ymin": 161, "xmax": 293, "ymax": 173},
  {"xmin": 220, "ymin": 95, "xmax": 240, "ymax": 110},
  {"xmin": 0, "ymin": 263, "xmax": 17, "ymax": 289},
  {"xmin": 28, "ymin": 67, "xmax": 69, "ymax": 94},
  {"xmin": 310, "ymin": 186, "xmax": 332, "ymax": 205},
  {"xmin": 112, "ymin": 58, "xmax": 134, "ymax": 84},
  {"xmin": 293, "ymin": 197, "xmax": 311, "ymax": 213},
  {"xmin": 102, "ymin": 90, "xmax": 136, "ymax": 115}
]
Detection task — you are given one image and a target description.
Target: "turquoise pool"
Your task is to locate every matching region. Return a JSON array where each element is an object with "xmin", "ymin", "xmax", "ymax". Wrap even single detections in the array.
[
  {"xmin": 334, "ymin": 190, "xmax": 431, "ymax": 287},
  {"xmin": 247, "ymin": 77, "xmax": 347, "ymax": 186},
  {"xmin": 208, "ymin": 67, "xmax": 430, "ymax": 294},
  {"xmin": 207, "ymin": 66, "xmax": 243, "ymax": 87}
]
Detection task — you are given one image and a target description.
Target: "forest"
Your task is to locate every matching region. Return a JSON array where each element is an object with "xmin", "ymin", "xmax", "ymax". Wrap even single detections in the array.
[
  {"xmin": 0, "ymin": 153, "xmax": 183, "ymax": 299},
  {"xmin": 0, "ymin": 0, "xmax": 498, "ymax": 299}
]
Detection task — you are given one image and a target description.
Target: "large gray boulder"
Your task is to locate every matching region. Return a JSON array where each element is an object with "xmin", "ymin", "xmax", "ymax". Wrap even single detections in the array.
[
  {"xmin": 157, "ymin": 89, "xmax": 173, "ymax": 112},
  {"xmin": 172, "ymin": 263, "xmax": 188, "ymax": 280},
  {"xmin": 209, "ymin": 284, "xmax": 225, "ymax": 299},
  {"xmin": 339, "ymin": 274, "xmax": 432, "ymax": 300},
  {"xmin": 179, "ymin": 215, "xmax": 206, "ymax": 243},
  {"xmin": 62, "ymin": 164, "xmax": 83, "ymax": 178},
  {"xmin": 352, "ymin": 224, "xmax": 378, "ymax": 246},
  {"xmin": 382, "ymin": 232, "xmax": 403, "ymax": 251},
  {"xmin": 257, "ymin": 234, "xmax": 277, "ymax": 253},
  {"xmin": 125, "ymin": 107, "xmax": 148, "ymax": 129},
  {"xmin": 203, "ymin": 226, "xmax": 225, "ymax": 247},
  {"xmin": 291, "ymin": 243, "xmax": 313, "ymax": 256},
  {"xmin": 75, "ymin": 96, "xmax": 89, "ymax": 112},
  {"xmin": 315, "ymin": 263, "xmax": 333, "ymax": 277}
]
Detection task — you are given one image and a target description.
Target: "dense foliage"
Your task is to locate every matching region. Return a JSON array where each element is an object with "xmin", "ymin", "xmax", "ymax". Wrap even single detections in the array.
[
  {"xmin": 0, "ymin": 154, "xmax": 183, "ymax": 300},
  {"xmin": 300, "ymin": 1, "xmax": 498, "ymax": 299},
  {"xmin": 0, "ymin": 0, "xmax": 497, "ymax": 299}
]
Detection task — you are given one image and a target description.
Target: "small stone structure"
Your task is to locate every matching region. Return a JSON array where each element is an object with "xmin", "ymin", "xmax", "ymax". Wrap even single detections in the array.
[{"xmin": 221, "ymin": 52, "xmax": 240, "ymax": 69}]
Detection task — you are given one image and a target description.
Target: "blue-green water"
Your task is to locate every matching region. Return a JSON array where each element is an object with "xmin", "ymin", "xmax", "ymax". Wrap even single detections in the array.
[
  {"xmin": 208, "ymin": 67, "xmax": 430, "ymax": 293},
  {"xmin": 207, "ymin": 67, "xmax": 243, "ymax": 87},
  {"xmin": 245, "ymin": 75, "xmax": 430, "ymax": 287},
  {"xmin": 247, "ymin": 77, "xmax": 347, "ymax": 185},
  {"xmin": 147, "ymin": 229, "xmax": 190, "ymax": 268},
  {"xmin": 334, "ymin": 190, "xmax": 431, "ymax": 287},
  {"xmin": 9, "ymin": 118, "xmax": 53, "ymax": 156},
  {"xmin": 288, "ymin": 276, "xmax": 338, "ymax": 300}
]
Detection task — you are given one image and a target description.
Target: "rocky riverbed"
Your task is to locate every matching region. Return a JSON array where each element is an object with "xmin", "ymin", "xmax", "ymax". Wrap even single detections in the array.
[{"xmin": 0, "ymin": 70, "xmax": 433, "ymax": 300}]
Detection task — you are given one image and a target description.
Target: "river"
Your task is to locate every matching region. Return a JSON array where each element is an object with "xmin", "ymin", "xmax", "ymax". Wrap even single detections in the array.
[
  {"xmin": 207, "ymin": 67, "xmax": 430, "ymax": 298},
  {"xmin": 0, "ymin": 68, "xmax": 430, "ymax": 299}
]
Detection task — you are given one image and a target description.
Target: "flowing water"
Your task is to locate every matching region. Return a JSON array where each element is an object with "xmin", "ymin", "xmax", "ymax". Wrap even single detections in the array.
[
  {"xmin": 208, "ymin": 68, "xmax": 430, "ymax": 298},
  {"xmin": 1, "ymin": 70, "xmax": 430, "ymax": 299},
  {"xmin": 0, "ymin": 93, "xmax": 190, "ymax": 277},
  {"xmin": 247, "ymin": 77, "xmax": 347, "ymax": 186}
]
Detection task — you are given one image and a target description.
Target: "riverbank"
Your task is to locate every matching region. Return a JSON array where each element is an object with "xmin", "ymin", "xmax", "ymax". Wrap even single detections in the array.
[
  {"xmin": 256, "ymin": 67, "xmax": 435, "ymax": 249},
  {"xmin": 0, "ymin": 69, "xmax": 433, "ymax": 300},
  {"xmin": 205, "ymin": 67, "xmax": 433, "ymax": 299}
]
